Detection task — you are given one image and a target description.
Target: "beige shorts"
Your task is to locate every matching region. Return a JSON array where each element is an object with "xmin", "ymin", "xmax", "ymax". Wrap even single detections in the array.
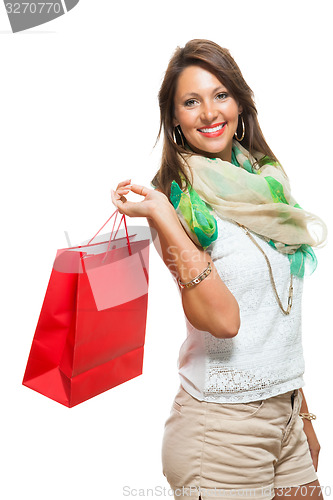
[{"xmin": 162, "ymin": 385, "xmax": 318, "ymax": 500}]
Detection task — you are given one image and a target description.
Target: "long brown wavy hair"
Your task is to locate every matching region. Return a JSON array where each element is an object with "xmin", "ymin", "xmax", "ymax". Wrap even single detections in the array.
[{"xmin": 151, "ymin": 39, "xmax": 285, "ymax": 199}]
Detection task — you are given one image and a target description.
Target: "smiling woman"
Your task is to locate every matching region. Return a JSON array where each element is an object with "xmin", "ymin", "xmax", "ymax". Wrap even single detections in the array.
[
  {"xmin": 173, "ymin": 66, "xmax": 241, "ymax": 162},
  {"xmin": 111, "ymin": 39, "xmax": 327, "ymax": 500},
  {"xmin": 151, "ymin": 39, "xmax": 288, "ymax": 199}
]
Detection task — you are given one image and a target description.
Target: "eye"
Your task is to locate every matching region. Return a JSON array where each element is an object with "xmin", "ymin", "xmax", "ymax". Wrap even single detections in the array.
[
  {"xmin": 216, "ymin": 92, "xmax": 228, "ymax": 100},
  {"xmin": 184, "ymin": 99, "xmax": 198, "ymax": 107}
]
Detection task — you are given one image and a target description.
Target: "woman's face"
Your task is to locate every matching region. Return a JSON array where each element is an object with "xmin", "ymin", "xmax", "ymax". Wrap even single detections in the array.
[{"xmin": 173, "ymin": 65, "xmax": 242, "ymax": 162}]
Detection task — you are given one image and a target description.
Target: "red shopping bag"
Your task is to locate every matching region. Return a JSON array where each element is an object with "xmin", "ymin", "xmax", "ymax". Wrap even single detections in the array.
[{"xmin": 22, "ymin": 210, "xmax": 150, "ymax": 407}]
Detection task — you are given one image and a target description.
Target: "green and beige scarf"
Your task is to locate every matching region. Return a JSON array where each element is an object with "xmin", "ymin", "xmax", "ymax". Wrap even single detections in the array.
[{"xmin": 163, "ymin": 140, "xmax": 327, "ymax": 278}]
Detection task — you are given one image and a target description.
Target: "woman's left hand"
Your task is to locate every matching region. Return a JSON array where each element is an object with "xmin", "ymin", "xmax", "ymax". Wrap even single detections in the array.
[{"xmin": 302, "ymin": 422, "xmax": 321, "ymax": 472}]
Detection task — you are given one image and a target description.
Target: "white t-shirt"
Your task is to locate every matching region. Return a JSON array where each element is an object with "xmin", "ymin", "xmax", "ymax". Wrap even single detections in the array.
[{"xmin": 177, "ymin": 212, "xmax": 305, "ymax": 403}]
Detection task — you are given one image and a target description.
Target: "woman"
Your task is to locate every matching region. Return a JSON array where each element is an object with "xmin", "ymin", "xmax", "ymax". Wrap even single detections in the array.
[{"xmin": 111, "ymin": 39, "xmax": 327, "ymax": 500}]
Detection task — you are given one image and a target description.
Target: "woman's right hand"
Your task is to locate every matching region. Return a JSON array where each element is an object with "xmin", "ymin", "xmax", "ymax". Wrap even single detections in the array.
[
  {"xmin": 111, "ymin": 183, "xmax": 240, "ymax": 339},
  {"xmin": 111, "ymin": 179, "xmax": 172, "ymax": 221}
]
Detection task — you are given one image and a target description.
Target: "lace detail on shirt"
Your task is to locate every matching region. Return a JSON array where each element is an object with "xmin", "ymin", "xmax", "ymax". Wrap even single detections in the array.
[{"xmin": 205, "ymin": 350, "xmax": 305, "ymax": 395}]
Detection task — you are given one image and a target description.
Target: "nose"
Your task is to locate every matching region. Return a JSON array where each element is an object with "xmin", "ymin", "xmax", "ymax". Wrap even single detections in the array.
[{"xmin": 200, "ymin": 99, "xmax": 219, "ymax": 123}]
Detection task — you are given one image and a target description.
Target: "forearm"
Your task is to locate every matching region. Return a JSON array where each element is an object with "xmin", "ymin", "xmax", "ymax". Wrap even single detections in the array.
[
  {"xmin": 299, "ymin": 388, "xmax": 309, "ymax": 413},
  {"xmin": 299, "ymin": 388, "xmax": 315, "ymax": 429},
  {"xmin": 149, "ymin": 206, "xmax": 240, "ymax": 338}
]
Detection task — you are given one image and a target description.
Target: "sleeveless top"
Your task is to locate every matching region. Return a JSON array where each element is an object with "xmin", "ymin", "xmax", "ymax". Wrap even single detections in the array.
[{"xmin": 177, "ymin": 212, "xmax": 305, "ymax": 403}]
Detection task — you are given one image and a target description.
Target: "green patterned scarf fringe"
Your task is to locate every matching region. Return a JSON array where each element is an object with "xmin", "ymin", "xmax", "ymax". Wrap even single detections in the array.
[{"xmin": 167, "ymin": 143, "xmax": 318, "ymax": 278}]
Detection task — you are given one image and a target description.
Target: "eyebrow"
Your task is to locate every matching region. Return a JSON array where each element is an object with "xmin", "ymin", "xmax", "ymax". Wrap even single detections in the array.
[{"xmin": 180, "ymin": 86, "xmax": 227, "ymax": 100}]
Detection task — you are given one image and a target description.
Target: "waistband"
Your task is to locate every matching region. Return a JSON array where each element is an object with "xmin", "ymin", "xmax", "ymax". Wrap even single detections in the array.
[{"xmin": 179, "ymin": 385, "xmax": 301, "ymax": 405}]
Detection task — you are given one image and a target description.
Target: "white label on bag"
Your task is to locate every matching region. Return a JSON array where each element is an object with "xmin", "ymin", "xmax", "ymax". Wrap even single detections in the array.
[{"xmin": 86, "ymin": 250, "xmax": 148, "ymax": 310}]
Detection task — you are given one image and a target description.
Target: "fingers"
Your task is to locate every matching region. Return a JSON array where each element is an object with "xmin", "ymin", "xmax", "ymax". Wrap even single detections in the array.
[
  {"xmin": 111, "ymin": 189, "xmax": 121, "ymax": 207},
  {"xmin": 112, "ymin": 189, "xmax": 125, "ymax": 199},
  {"xmin": 113, "ymin": 179, "xmax": 132, "ymax": 199},
  {"xmin": 111, "ymin": 181, "xmax": 151, "ymax": 218},
  {"xmin": 116, "ymin": 179, "xmax": 131, "ymax": 189},
  {"xmin": 112, "ymin": 181, "xmax": 150, "ymax": 199},
  {"xmin": 117, "ymin": 188, "xmax": 130, "ymax": 195},
  {"xmin": 129, "ymin": 184, "xmax": 149, "ymax": 197},
  {"xmin": 111, "ymin": 190, "xmax": 128, "ymax": 217}
]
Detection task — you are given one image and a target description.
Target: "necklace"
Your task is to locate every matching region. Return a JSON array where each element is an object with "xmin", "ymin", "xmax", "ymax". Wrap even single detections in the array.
[{"xmin": 236, "ymin": 222, "xmax": 294, "ymax": 315}]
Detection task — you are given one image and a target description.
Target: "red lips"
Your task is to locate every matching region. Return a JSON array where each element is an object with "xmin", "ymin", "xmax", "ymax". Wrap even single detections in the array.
[
  {"xmin": 197, "ymin": 122, "xmax": 226, "ymax": 137},
  {"xmin": 198, "ymin": 122, "xmax": 225, "ymax": 131}
]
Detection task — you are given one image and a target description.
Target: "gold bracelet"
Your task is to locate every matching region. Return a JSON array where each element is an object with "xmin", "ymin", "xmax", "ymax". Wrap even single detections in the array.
[
  {"xmin": 178, "ymin": 262, "xmax": 212, "ymax": 289},
  {"xmin": 299, "ymin": 412, "xmax": 317, "ymax": 421}
]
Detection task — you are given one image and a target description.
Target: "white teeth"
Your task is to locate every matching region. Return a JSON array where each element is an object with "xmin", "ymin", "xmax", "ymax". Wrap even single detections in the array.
[{"xmin": 199, "ymin": 123, "xmax": 225, "ymax": 133}]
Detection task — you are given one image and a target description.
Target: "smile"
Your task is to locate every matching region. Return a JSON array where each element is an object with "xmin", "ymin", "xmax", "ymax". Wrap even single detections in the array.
[{"xmin": 197, "ymin": 122, "xmax": 226, "ymax": 137}]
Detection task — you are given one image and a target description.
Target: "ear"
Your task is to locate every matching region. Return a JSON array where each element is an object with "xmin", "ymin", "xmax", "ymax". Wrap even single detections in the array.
[{"xmin": 238, "ymin": 104, "xmax": 243, "ymax": 114}]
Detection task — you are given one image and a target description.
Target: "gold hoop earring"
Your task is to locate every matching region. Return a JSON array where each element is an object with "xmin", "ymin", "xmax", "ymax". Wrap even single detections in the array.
[
  {"xmin": 173, "ymin": 125, "xmax": 185, "ymax": 148},
  {"xmin": 234, "ymin": 115, "xmax": 245, "ymax": 141}
]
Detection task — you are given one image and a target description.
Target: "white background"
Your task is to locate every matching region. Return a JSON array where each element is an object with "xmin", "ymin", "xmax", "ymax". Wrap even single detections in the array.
[{"xmin": 1, "ymin": 0, "xmax": 332, "ymax": 498}]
